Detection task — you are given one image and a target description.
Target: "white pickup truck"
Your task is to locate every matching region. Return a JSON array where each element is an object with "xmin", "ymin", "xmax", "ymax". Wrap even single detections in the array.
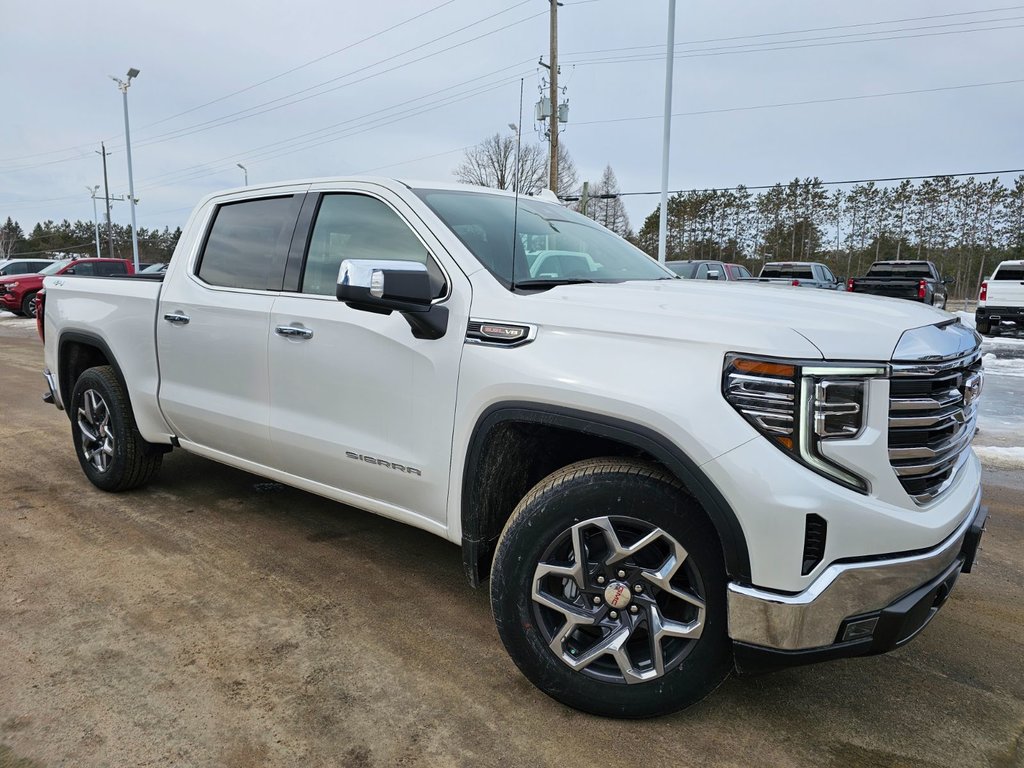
[
  {"xmin": 976, "ymin": 259, "xmax": 1024, "ymax": 335},
  {"xmin": 40, "ymin": 178, "xmax": 987, "ymax": 718}
]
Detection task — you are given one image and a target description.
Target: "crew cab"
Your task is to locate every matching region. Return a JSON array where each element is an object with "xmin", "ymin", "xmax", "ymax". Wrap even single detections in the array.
[
  {"xmin": 39, "ymin": 178, "xmax": 987, "ymax": 718},
  {"xmin": 0, "ymin": 258, "xmax": 52, "ymax": 277},
  {"xmin": 1, "ymin": 257, "xmax": 132, "ymax": 317},
  {"xmin": 976, "ymin": 260, "xmax": 1024, "ymax": 335},
  {"xmin": 746, "ymin": 261, "xmax": 843, "ymax": 289},
  {"xmin": 847, "ymin": 260, "xmax": 950, "ymax": 308}
]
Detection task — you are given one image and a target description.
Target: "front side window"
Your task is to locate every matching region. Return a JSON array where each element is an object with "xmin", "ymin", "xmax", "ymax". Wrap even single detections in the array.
[
  {"xmin": 302, "ymin": 194, "xmax": 442, "ymax": 297},
  {"xmin": 197, "ymin": 196, "xmax": 297, "ymax": 290},
  {"xmin": 68, "ymin": 262, "xmax": 95, "ymax": 276},
  {"xmin": 414, "ymin": 189, "xmax": 672, "ymax": 289}
]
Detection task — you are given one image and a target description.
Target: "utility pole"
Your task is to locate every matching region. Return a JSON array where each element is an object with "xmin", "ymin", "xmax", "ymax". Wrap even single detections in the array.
[
  {"xmin": 87, "ymin": 186, "xmax": 101, "ymax": 258},
  {"xmin": 98, "ymin": 142, "xmax": 114, "ymax": 258},
  {"xmin": 548, "ymin": 0, "xmax": 559, "ymax": 195},
  {"xmin": 580, "ymin": 181, "xmax": 589, "ymax": 216}
]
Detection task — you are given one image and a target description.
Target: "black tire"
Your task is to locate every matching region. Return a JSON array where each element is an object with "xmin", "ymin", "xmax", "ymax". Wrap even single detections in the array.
[
  {"xmin": 490, "ymin": 458, "xmax": 731, "ymax": 718},
  {"xmin": 21, "ymin": 292, "xmax": 37, "ymax": 318},
  {"xmin": 70, "ymin": 366, "xmax": 163, "ymax": 491},
  {"xmin": 976, "ymin": 319, "xmax": 990, "ymax": 335}
]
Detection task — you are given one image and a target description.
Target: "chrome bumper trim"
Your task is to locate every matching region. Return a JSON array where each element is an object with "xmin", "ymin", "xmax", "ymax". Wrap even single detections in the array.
[
  {"xmin": 726, "ymin": 492, "xmax": 980, "ymax": 650},
  {"xmin": 43, "ymin": 368, "xmax": 63, "ymax": 410}
]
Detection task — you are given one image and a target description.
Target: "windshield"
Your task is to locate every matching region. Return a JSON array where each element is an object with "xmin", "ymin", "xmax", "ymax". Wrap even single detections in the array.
[
  {"xmin": 867, "ymin": 262, "xmax": 934, "ymax": 278},
  {"xmin": 414, "ymin": 189, "xmax": 672, "ymax": 288},
  {"xmin": 39, "ymin": 260, "xmax": 72, "ymax": 275}
]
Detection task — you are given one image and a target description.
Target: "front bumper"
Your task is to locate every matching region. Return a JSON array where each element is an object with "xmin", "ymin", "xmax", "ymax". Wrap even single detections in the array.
[{"xmin": 728, "ymin": 495, "xmax": 986, "ymax": 672}]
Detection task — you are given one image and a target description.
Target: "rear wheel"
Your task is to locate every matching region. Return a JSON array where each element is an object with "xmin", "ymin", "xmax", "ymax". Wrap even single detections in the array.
[
  {"xmin": 976, "ymin": 319, "xmax": 991, "ymax": 335},
  {"xmin": 490, "ymin": 458, "xmax": 730, "ymax": 718},
  {"xmin": 70, "ymin": 366, "xmax": 163, "ymax": 491}
]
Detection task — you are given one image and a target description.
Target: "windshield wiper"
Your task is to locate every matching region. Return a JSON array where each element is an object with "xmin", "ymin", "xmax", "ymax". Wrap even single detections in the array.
[{"xmin": 513, "ymin": 278, "xmax": 604, "ymax": 289}]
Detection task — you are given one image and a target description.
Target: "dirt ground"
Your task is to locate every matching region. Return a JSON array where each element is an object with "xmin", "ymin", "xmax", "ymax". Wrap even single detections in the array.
[{"xmin": 1, "ymin": 321, "xmax": 1022, "ymax": 768}]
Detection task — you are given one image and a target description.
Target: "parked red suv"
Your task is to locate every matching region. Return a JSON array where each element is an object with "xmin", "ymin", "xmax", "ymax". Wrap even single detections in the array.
[{"xmin": 0, "ymin": 258, "xmax": 133, "ymax": 317}]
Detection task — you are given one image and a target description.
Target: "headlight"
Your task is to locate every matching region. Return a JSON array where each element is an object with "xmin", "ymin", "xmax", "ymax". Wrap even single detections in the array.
[
  {"xmin": 723, "ymin": 354, "xmax": 887, "ymax": 493},
  {"xmin": 7, "ymin": 281, "xmax": 18, "ymax": 288}
]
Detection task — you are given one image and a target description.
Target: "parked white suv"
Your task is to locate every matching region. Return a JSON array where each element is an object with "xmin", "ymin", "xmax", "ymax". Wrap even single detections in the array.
[
  {"xmin": 0, "ymin": 258, "xmax": 51, "ymax": 277},
  {"xmin": 39, "ymin": 178, "xmax": 987, "ymax": 717}
]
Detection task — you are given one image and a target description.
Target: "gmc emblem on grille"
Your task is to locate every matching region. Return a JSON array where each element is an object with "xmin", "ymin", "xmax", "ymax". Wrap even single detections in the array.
[{"xmin": 962, "ymin": 371, "xmax": 984, "ymax": 406}]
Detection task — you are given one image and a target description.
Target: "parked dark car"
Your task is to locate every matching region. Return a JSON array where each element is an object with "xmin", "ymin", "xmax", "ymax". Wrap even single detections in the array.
[
  {"xmin": 847, "ymin": 261, "xmax": 950, "ymax": 308},
  {"xmin": 666, "ymin": 260, "xmax": 753, "ymax": 281},
  {"xmin": 743, "ymin": 262, "xmax": 843, "ymax": 289}
]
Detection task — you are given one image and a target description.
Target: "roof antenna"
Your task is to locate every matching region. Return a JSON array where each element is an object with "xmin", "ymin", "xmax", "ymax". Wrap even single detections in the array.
[{"xmin": 510, "ymin": 77, "xmax": 524, "ymax": 289}]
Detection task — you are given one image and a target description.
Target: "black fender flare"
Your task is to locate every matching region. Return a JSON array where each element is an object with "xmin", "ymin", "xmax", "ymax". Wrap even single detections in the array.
[{"xmin": 462, "ymin": 401, "xmax": 752, "ymax": 584}]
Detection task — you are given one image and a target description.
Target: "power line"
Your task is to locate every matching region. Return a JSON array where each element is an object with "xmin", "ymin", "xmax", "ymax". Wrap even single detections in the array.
[
  {"xmin": 573, "ymin": 78, "xmax": 1024, "ymax": 126},
  {"xmin": 140, "ymin": 0, "xmax": 460, "ymax": 130},
  {"xmin": 0, "ymin": 0, "xmax": 461, "ymax": 165},
  {"xmin": 564, "ymin": 4, "xmax": 1024, "ymax": 57},
  {"xmin": 566, "ymin": 21, "xmax": 1024, "ymax": 67},
  {"xmin": 600, "ymin": 169, "xmax": 1024, "ymax": 199}
]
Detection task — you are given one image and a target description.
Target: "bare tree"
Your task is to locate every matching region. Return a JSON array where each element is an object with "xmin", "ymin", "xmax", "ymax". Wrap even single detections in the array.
[{"xmin": 454, "ymin": 133, "xmax": 547, "ymax": 193}]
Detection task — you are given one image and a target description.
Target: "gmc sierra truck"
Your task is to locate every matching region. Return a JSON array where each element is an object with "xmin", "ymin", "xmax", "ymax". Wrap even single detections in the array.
[
  {"xmin": 40, "ymin": 178, "xmax": 987, "ymax": 718},
  {"xmin": 976, "ymin": 260, "xmax": 1024, "ymax": 335},
  {"xmin": 847, "ymin": 260, "xmax": 950, "ymax": 308}
]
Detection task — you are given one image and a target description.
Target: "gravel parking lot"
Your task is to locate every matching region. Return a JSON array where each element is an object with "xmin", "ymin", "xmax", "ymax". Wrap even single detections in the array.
[{"xmin": 1, "ymin": 318, "xmax": 1022, "ymax": 768}]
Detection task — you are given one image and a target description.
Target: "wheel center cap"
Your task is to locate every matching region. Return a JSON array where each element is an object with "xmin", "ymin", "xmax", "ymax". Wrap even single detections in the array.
[{"xmin": 604, "ymin": 582, "xmax": 632, "ymax": 609}]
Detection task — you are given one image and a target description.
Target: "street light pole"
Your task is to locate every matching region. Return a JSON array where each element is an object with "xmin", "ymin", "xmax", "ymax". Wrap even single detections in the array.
[
  {"xmin": 87, "ymin": 186, "xmax": 101, "ymax": 258},
  {"xmin": 237, "ymin": 163, "xmax": 248, "ymax": 186},
  {"xmin": 112, "ymin": 68, "xmax": 141, "ymax": 272},
  {"xmin": 657, "ymin": 0, "xmax": 677, "ymax": 264}
]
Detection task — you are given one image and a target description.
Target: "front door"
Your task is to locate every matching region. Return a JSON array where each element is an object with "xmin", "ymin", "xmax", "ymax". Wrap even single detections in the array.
[{"xmin": 268, "ymin": 185, "xmax": 469, "ymax": 529}]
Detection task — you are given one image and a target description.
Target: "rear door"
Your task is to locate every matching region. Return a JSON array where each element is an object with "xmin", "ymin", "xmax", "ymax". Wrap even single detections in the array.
[
  {"xmin": 267, "ymin": 183, "xmax": 470, "ymax": 527},
  {"xmin": 157, "ymin": 191, "xmax": 305, "ymax": 466}
]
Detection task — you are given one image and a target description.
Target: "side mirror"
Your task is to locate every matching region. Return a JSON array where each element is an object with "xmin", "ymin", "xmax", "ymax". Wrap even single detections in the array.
[
  {"xmin": 943, "ymin": 277, "xmax": 955, "ymax": 286},
  {"xmin": 64, "ymin": 267, "xmax": 76, "ymax": 275},
  {"xmin": 707, "ymin": 270, "xmax": 721, "ymax": 281},
  {"xmin": 337, "ymin": 259, "xmax": 447, "ymax": 340}
]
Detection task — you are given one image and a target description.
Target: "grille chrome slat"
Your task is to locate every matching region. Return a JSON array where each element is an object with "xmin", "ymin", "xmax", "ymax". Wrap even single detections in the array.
[{"xmin": 888, "ymin": 347, "xmax": 981, "ymax": 505}]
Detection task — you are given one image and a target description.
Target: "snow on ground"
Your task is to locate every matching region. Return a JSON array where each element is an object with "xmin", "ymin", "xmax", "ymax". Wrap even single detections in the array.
[{"xmin": 972, "ymin": 446, "xmax": 1024, "ymax": 471}]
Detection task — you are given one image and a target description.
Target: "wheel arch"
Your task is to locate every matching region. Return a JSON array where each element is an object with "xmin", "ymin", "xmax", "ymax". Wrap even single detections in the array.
[
  {"xmin": 57, "ymin": 331, "xmax": 129, "ymax": 421},
  {"xmin": 461, "ymin": 401, "xmax": 751, "ymax": 587}
]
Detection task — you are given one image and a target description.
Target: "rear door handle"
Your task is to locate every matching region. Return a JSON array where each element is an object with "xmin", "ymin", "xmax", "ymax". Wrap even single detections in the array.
[
  {"xmin": 163, "ymin": 312, "xmax": 190, "ymax": 325},
  {"xmin": 275, "ymin": 325, "xmax": 313, "ymax": 340}
]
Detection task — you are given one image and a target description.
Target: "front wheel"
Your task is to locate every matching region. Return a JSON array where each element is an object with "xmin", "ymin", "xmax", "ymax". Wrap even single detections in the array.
[
  {"xmin": 490, "ymin": 458, "xmax": 730, "ymax": 718},
  {"xmin": 22, "ymin": 292, "xmax": 38, "ymax": 318},
  {"xmin": 70, "ymin": 366, "xmax": 163, "ymax": 491}
]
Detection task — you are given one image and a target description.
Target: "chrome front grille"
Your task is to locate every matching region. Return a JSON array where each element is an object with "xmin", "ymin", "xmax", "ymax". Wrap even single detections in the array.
[{"xmin": 888, "ymin": 351, "xmax": 982, "ymax": 504}]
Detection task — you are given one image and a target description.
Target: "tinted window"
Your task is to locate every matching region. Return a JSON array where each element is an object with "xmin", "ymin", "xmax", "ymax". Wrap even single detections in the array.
[
  {"xmin": 198, "ymin": 196, "xmax": 297, "ymax": 290},
  {"xmin": 761, "ymin": 265, "xmax": 814, "ymax": 279},
  {"xmin": 993, "ymin": 266, "xmax": 1024, "ymax": 281},
  {"xmin": 302, "ymin": 194, "xmax": 439, "ymax": 296},
  {"xmin": 667, "ymin": 262, "xmax": 699, "ymax": 278},
  {"xmin": 68, "ymin": 262, "xmax": 95, "ymax": 276},
  {"xmin": 95, "ymin": 261, "xmax": 127, "ymax": 276},
  {"xmin": 865, "ymin": 262, "xmax": 934, "ymax": 278},
  {"xmin": 695, "ymin": 263, "xmax": 709, "ymax": 279}
]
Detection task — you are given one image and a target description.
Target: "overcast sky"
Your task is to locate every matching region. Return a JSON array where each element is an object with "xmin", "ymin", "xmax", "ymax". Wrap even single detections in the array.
[{"xmin": 1, "ymin": 0, "xmax": 1021, "ymax": 236}]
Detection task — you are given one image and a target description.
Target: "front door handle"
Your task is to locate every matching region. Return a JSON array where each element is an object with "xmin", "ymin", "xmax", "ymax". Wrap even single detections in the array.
[
  {"xmin": 163, "ymin": 312, "xmax": 190, "ymax": 325},
  {"xmin": 275, "ymin": 325, "xmax": 314, "ymax": 340}
]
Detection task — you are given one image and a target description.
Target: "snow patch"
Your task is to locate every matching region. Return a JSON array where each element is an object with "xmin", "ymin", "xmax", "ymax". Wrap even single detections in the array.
[{"xmin": 973, "ymin": 445, "xmax": 1024, "ymax": 470}]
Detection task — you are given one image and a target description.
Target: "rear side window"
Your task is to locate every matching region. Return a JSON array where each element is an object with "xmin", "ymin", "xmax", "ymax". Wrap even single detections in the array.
[
  {"xmin": 197, "ymin": 196, "xmax": 298, "ymax": 290},
  {"xmin": 95, "ymin": 261, "xmax": 127, "ymax": 276},
  {"xmin": 993, "ymin": 266, "xmax": 1024, "ymax": 281}
]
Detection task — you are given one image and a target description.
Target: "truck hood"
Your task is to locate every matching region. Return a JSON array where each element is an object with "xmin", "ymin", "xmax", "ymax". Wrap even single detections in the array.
[{"xmin": 519, "ymin": 280, "xmax": 953, "ymax": 360}]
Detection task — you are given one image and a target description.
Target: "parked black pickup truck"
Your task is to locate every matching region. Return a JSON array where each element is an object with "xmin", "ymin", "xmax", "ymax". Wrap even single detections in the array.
[{"xmin": 847, "ymin": 261, "xmax": 950, "ymax": 308}]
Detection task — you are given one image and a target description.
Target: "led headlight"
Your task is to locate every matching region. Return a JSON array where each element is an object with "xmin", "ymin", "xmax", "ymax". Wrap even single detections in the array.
[{"xmin": 723, "ymin": 354, "xmax": 887, "ymax": 493}]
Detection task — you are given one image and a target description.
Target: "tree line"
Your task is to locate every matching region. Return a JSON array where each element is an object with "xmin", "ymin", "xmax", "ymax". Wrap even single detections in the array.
[
  {"xmin": 634, "ymin": 175, "xmax": 1024, "ymax": 298},
  {"xmin": 0, "ymin": 217, "xmax": 181, "ymax": 263}
]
